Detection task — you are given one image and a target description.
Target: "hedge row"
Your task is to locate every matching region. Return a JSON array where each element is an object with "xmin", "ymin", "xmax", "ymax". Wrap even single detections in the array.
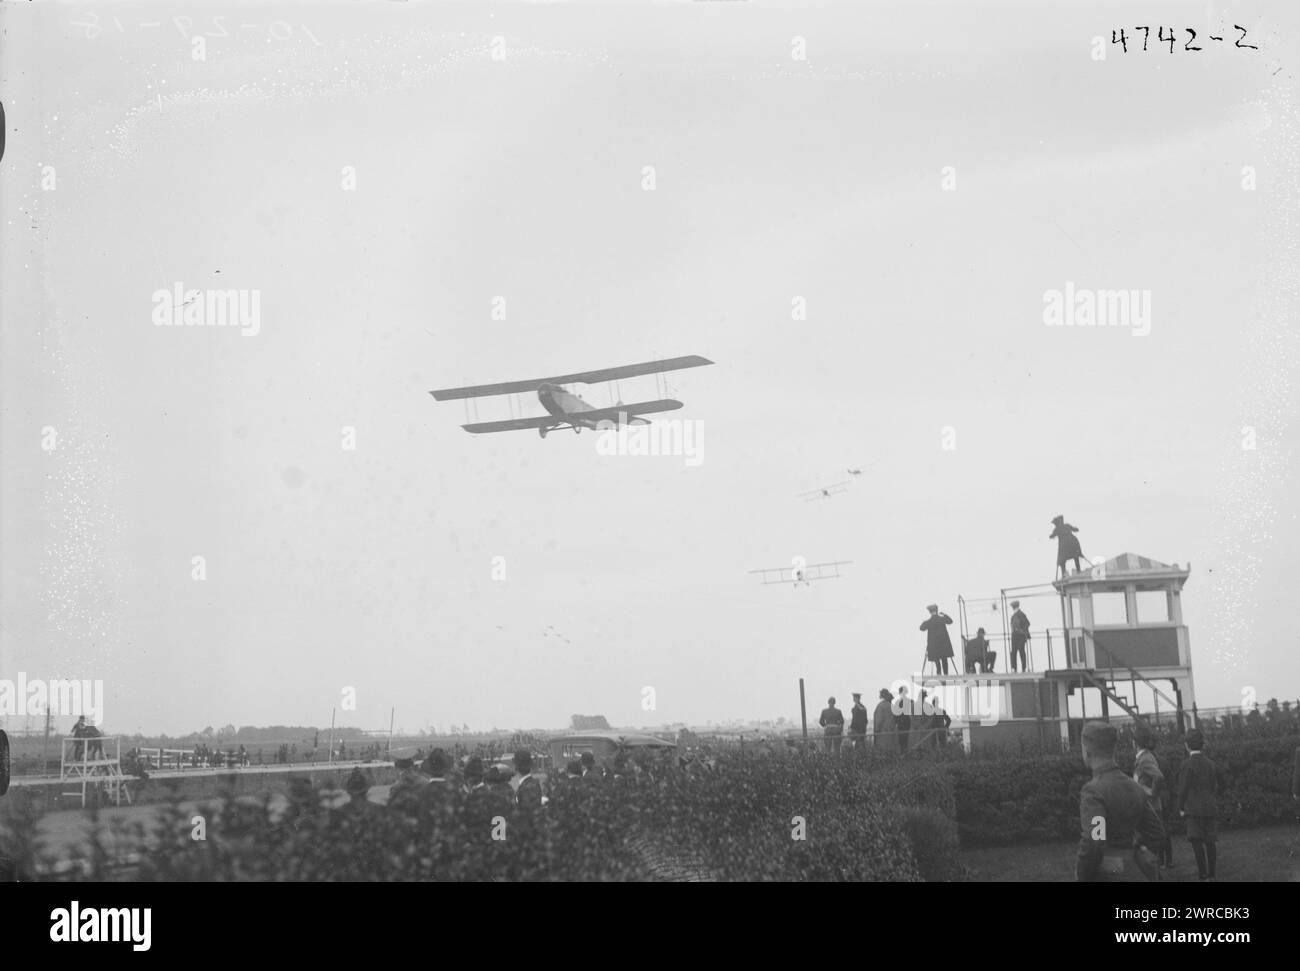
[
  {"xmin": 948, "ymin": 734, "xmax": 1300, "ymax": 847},
  {"xmin": 0, "ymin": 752, "xmax": 962, "ymax": 882}
]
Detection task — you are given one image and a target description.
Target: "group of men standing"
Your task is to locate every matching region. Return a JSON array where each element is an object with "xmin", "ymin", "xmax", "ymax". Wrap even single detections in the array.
[
  {"xmin": 925, "ymin": 601, "xmax": 1033, "ymax": 676},
  {"xmin": 818, "ymin": 688, "xmax": 951, "ymax": 754},
  {"xmin": 1077, "ymin": 722, "xmax": 1226, "ymax": 882}
]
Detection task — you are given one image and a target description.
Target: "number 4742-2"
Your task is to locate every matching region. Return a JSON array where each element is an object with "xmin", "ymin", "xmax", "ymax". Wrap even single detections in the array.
[{"xmin": 1111, "ymin": 26, "xmax": 1258, "ymax": 52}]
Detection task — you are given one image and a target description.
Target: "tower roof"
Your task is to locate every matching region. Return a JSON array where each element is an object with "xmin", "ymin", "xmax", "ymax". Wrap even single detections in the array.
[
  {"xmin": 1054, "ymin": 552, "xmax": 1190, "ymax": 589},
  {"xmin": 1099, "ymin": 553, "xmax": 1183, "ymax": 575}
]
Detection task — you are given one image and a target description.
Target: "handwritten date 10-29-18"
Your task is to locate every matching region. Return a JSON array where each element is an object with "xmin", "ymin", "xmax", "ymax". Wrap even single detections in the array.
[{"xmin": 1110, "ymin": 25, "xmax": 1257, "ymax": 53}]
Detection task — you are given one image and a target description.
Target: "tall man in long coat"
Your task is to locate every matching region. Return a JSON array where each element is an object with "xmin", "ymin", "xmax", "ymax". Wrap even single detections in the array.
[
  {"xmin": 1050, "ymin": 515, "xmax": 1085, "ymax": 578},
  {"xmin": 920, "ymin": 604, "xmax": 955, "ymax": 675},
  {"xmin": 872, "ymin": 689, "xmax": 898, "ymax": 753}
]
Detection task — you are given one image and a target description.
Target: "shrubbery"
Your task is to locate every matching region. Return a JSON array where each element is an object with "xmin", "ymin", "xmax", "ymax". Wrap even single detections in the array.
[
  {"xmin": 948, "ymin": 733, "xmax": 1300, "ymax": 847},
  {"xmin": 636, "ymin": 753, "xmax": 932, "ymax": 881},
  {"xmin": 1, "ymin": 751, "xmax": 964, "ymax": 882},
  {"xmin": 4, "ymin": 732, "xmax": 1291, "ymax": 879}
]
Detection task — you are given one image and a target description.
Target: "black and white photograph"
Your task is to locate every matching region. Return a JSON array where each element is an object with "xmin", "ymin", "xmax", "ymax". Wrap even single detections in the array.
[{"xmin": 1, "ymin": 0, "xmax": 1298, "ymax": 939}]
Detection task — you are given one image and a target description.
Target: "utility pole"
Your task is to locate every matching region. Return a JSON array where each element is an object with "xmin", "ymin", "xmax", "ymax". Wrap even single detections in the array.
[
  {"xmin": 42, "ymin": 705, "xmax": 51, "ymax": 776},
  {"xmin": 799, "ymin": 678, "xmax": 808, "ymax": 748},
  {"xmin": 388, "ymin": 707, "xmax": 395, "ymax": 755},
  {"xmin": 327, "ymin": 708, "xmax": 336, "ymax": 765}
]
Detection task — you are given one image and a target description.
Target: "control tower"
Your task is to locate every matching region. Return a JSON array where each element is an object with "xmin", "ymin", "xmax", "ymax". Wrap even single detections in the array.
[{"xmin": 922, "ymin": 552, "xmax": 1194, "ymax": 751}]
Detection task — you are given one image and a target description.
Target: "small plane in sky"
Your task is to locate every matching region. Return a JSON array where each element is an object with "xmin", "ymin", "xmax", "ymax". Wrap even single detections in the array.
[
  {"xmin": 429, "ymin": 355, "xmax": 713, "ymax": 437},
  {"xmin": 798, "ymin": 481, "xmax": 850, "ymax": 502},
  {"xmin": 750, "ymin": 559, "xmax": 853, "ymax": 587}
]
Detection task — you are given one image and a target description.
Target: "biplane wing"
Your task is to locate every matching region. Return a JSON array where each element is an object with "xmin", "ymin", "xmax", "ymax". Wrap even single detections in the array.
[
  {"xmin": 430, "ymin": 355, "xmax": 713, "ymax": 401},
  {"xmin": 461, "ymin": 415, "xmax": 563, "ymax": 435},
  {"xmin": 462, "ymin": 399, "xmax": 682, "ymax": 434},
  {"xmin": 749, "ymin": 560, "xmax": 853, "ymax": 585}
]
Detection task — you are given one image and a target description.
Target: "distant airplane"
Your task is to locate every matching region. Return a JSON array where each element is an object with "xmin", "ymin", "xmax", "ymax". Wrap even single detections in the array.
[
  {"xmin": 798, "ymin": 481, "xmax": 850, "ymax": 502},
  {"xmin": 750, "ymin": 560, "xmax": 853, "ymax": 587},
  {"xmin": 429, "ymin": 356, "xmax": 713, "ymax": 438},
  {"xmin": 847, "ymin": 467, "xmax": 865, "ymax": 476}
]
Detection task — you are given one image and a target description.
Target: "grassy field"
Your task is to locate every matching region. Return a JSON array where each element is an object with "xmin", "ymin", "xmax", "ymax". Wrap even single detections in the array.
[{"xmin": 960, "ymin": 825, "xmax": 1300, "ymax": 881}]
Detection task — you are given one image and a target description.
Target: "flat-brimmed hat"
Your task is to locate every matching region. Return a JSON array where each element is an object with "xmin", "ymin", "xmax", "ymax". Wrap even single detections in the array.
[
  {"xmin": 926, "ymin": 603, "xmax": 939, "ymax": 612},
  {"xmin": 1010, "ymin": 599, "xmax": 1020, "ymax": 608}
]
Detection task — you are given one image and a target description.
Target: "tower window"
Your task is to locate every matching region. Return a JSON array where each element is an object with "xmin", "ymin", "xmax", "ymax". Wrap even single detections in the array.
[
  {"xmin": 1092, "ymin": 591, "xmax": 1128, "ymax": 626},
  {"xmin": 1134, "ymin": 589, "xmax": 1170, "ymax": 624}
]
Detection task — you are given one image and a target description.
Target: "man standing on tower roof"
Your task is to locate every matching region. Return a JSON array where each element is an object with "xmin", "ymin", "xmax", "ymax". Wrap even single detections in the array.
[{"xmin": 1051, "ymin": 515, "xmax": 1085, "ymax": 578}]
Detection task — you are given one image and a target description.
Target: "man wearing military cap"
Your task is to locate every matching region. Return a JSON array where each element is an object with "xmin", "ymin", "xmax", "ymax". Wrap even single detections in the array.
[
  {"xmin": 848, "ymin": 693, "xmax": 869, "ymax": 751},
  {"xmin": 818, "ymin": 697, "xmax": 845, "ymax": 754},
  {"xmin": 1076, "ymin": 721, "xmax": 1165, "ymax": 881}
]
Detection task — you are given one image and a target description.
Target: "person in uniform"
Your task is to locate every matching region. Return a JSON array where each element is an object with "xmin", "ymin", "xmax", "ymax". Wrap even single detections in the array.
[
  {"xmin": 818, "ymin": 697, "xmax": 844, "ymax": 754},
  {"xmin": 920, "ymin": 604, "xmax": 954, "ymax": 675},
  {"xmin": 1009, "ymin": 600, "xmax": 1030, "ymax": 672},
  {"xmin": 1176, "ymin": 729, "xmax": 1220, "ymax": 881},
  {"xmin": 848, "ymin": 693, "xmax": 869, "ymax": 751},
  {"xmin": 1076, "ymin": 721, "xmax": 1164, "ymax": 881},
  {"xmin": 873, "ymin": 688, "xmax": 898, "ymax": 753},
  {"xmin": 1050, "ymin": 516, "xmax": 1084, "ymax": 578},
  {"xmin": 580, "ymin": 751, "xmax": 603, "ymax": 783},
  {"xmin": 1132, "ymin": 725, "xmax": 1173, "ymax": 869}
]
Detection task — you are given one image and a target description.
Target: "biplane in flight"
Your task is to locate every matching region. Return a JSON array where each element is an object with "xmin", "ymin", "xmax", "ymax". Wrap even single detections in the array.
[
  {"xmin": 750, "ymin": 559, "xmax": 853, "ymax": 588},
  {"xmin": 429, "ymin": 355, "xmax": 713, "ymax": 438},
  {"xmin": 798, "ymin": 481, "xmax": 851, "ymax": 502}
]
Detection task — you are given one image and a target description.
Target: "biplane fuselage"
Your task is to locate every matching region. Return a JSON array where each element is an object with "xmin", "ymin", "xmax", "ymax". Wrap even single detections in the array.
[{"xmin": 538, "ymin": 384, "xmax": 598, "ymax": 423}]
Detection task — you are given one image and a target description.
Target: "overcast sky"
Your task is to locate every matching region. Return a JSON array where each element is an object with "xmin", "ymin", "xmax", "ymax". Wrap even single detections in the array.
[{"xmin": 2, "ymin": 0, "xmax": 1297, "ymax": 736}]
